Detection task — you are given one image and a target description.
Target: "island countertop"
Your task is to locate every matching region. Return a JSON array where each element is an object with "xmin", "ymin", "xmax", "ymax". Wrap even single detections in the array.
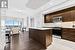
[{"xmin": 29, "ymin": 27, "xmax": 53, "ymax": 30}]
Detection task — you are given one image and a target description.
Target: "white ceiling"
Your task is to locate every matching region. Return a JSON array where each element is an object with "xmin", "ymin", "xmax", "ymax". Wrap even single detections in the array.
[
  {"xmin": 26, "ymin": 0, "xmax": 50, "ymax": 9},
  {"xmin": 6, "ymin": 0, "xmax": 75, "ymax": 17},
  {"xmin": 43, "ymin": 0, "xmax": 75, "ymax": 14}
]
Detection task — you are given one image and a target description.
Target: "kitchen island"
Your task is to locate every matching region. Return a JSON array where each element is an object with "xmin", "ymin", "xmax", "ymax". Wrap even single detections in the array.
[{"xmin": 29, "ymin": 27, "xmax": 52, "ymax": 48}]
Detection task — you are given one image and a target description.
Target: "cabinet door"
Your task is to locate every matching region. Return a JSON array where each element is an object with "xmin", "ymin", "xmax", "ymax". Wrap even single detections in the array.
[
  {"xmin": 62, "ymin": 28, "xmax": 75, "ymax": 42},
  {"xmin": 51, "ymin": 11, "xmax": 73, "ymax": 22},
  {"xmin": 46, "ymin": 30, "xmax": 52, "ymax": 47},
  {"xmin": 44, "ymin": 15, "xmax": 53, "ymax": 23},
  {"xmin": 62, "ymin": 11, "xmax": 73, "ymax": 22},
  {"xmin": 71, "ymin": 10, "xmax": 75, "ymax": 21}
]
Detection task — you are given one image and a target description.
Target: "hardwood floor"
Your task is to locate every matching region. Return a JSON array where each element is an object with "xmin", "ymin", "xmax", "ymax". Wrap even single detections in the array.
[
  {"xmin": 8, "ymin": 31, "xmax": 75, "ymax": 50},
  {"xmin": 10, "ymin": 32, "xmax": 45, "ymax": 50}
]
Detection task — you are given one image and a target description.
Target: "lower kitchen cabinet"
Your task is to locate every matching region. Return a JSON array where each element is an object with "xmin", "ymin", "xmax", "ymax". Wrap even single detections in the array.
[
  {"xmin": 61, "ymin": 28, "xmax": 75, "ymax": 42},
  {"xmin": 29, "ymin": 28, "xmax": 52, "ymax": 48}
]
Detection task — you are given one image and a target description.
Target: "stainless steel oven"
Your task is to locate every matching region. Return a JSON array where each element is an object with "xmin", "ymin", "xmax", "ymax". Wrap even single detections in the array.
[{"xmin": 52, "ymin": 27, "xmax": 62, "ymax": 39}]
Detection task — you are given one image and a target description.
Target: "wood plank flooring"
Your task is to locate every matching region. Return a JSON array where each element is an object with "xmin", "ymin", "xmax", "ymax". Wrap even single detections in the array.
[
  {"xmin": 8, "ymin": 31, "xmax": 75, "ymax": 50},
  {"xmin": 10, "ymin": 32, "xmax": 45, "ymax": 50}
]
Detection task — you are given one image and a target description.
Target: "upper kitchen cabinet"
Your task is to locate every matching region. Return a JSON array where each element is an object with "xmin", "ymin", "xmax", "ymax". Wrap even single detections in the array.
[
  {"xmin": 44, "ymin": 15, "xmax": 53, "ymax": 23},
  {"xmin": 44, "ymin": 6, "xmax": 75, "ymax": 23},
  {"xmin": 71, "ymin": 10, "xmax": 75, "ymax": 21},
  {"xmin": 53, "ymin": 11, "xmax": 74, "ymax": 22},
  {"xmin": 62, "ymin": 11, "xmax": 73, "ymax": 22}
]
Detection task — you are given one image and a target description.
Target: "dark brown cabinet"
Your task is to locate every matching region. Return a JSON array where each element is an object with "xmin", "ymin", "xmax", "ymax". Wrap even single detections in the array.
[
  {"xmin": 29, "ymin": 28, "xmax": 52, "ymax": 48},
  {"xmin": 54, "ymin": 12, "xmax": 74, "ymax": 22},
  {"xmin": 62, "ymin": 11, "xmax": 73, "ymax": 22},
  {"xmin": 44, "ymin": 11, "xmax": 74, "ymax": 23},
  {"xmin": 53, "ymin": 11, "xmax": 74, "ymax": 22},
  {"xmin": 44, "ymin": 8, "xmax": 75, "ymax": 23},
  {"xmin": 71, "ymin": 10, "xmax": 75, "ymax": 21},
  {"xmin": 62, "ymin": 28, "xmax": 75, "ymax": 42},
  {"xmin": 44, "ymin": 15, "xmax": 53, "ymax": 23}
]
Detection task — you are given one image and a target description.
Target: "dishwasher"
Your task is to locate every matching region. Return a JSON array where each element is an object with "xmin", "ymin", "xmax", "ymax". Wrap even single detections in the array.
[{"xmin": 52, "ymin": 27, "xmax": 62, "ymax": 38}]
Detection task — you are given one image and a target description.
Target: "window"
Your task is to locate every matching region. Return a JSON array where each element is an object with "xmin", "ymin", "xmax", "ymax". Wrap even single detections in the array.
[{"xmin": 5, "ymin": 19, "xmax": 21, "ymax": 27}]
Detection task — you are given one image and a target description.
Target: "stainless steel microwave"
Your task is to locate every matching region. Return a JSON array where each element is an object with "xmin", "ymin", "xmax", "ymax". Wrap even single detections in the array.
[{"xmin": 53, "ymin": 16, "xmax": 62, "ymax": 22}]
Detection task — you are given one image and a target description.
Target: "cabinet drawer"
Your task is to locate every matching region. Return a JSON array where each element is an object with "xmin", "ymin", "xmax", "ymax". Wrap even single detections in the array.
[
  {"xmin": 62, "ymin": 28, "xmax": 75, "ymax": 32},
  {"xmin": 62, "ymin": 32, "xmax": 75, "ymax": 36},
  {"xmin": 62, "ymin": 33, "xmax": 75, "ymax": 42}
]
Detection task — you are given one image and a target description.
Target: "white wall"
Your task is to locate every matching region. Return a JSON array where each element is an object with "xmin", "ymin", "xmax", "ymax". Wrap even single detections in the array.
[
  {"xmin": 33, "ymin": 12, "xmax": 44, "ymax": 27},
  {"xmin": 0, "ymin": 31, "xmax": 5, "ymax": 50},
  {"xmin": 0, "ymin": 17, "xmax": 5, "ymax": 50},
  {"xmin": 0, "ymin": 8, "xmax": 6, "ymax": 50}
]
